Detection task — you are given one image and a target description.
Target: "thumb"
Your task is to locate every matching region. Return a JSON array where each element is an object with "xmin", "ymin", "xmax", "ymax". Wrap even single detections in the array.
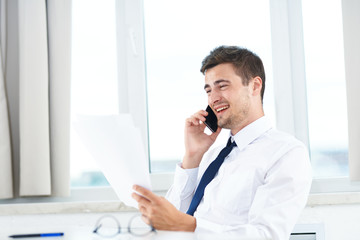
[{"xmin": 210, "ymin": 127, "xmax": 222, "ymax": 140}]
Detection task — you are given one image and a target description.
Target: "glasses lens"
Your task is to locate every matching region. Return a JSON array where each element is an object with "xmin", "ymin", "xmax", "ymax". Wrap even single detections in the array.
[
  {"xmin": 128, "ymin": 214, "xmax": 153, "ymax": 236},
  {"xmin": 94, "ymin": 215, "xmax": 120, "ymax": 237}
]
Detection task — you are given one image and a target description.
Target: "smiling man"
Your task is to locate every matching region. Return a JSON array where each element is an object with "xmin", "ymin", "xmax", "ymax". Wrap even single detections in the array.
[{"xmin": 132, "ymin": 46, "xmax": 312, "ymax": 240}]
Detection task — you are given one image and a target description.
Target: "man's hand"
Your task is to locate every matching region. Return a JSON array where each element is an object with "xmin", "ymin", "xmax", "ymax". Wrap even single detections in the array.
[
  {"xmin": 183, "ymin": 109, "xmax": 221, "ymax": 169},
  {"xmin": 132, "ymin": 185, "xmax": 196, "ymax": 232}
]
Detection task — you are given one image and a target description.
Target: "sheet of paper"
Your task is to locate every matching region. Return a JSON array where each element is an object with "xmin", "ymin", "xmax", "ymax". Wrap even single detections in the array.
[{"xmin": 73, "ymin": 114, "xmax": 151, "ymax": 208}]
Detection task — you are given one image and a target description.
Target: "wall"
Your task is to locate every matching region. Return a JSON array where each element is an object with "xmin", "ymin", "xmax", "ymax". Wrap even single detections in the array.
[{"xmin": 298, "ymin": 203, "xmax": 360, "ymax": 240}]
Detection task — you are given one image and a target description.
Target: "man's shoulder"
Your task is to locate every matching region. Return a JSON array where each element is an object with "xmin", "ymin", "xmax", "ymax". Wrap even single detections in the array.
[
  {"xmin": 258, "ymin": 129, "xmax": 311, "ymax": 175},
  {"xmin": 263, "ymin": 128, "xmax": 306, "ymax": 148},
  {"xmin": 255, "ymin": 128, "xmax": 309, "ymax": 161}
]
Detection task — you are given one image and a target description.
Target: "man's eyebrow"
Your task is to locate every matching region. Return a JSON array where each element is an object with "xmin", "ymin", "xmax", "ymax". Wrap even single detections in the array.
[{"xmin": 204, "ymin": 79, "xmax": 230, "ymax": 89}]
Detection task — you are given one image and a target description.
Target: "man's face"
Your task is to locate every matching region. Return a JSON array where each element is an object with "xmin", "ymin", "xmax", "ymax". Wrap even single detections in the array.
[{"xmin": 204, "ymin": 63, "xmax": 252, "ymax": 133}]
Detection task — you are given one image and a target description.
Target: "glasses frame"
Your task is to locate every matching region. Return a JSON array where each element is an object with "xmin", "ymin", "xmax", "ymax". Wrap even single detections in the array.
[{"xmin": 93, "ymin": 214, "xmax": 156, "ymax": 237}]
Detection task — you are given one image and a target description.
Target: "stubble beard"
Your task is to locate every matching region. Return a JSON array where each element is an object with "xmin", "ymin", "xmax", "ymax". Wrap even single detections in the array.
[{"xmin": 218, "ymin": 99, "xmax": 250, "ymax": 130}]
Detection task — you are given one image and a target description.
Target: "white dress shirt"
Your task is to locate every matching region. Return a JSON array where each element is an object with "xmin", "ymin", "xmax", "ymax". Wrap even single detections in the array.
[{"xmin": 166, "ymin": 116, "xmax": 312, "ymax": 240}]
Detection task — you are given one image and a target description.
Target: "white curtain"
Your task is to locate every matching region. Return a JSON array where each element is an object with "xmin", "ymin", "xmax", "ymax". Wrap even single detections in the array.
[
  {"xmin": 0, "ymin": 0, "xmax": 12, "ymax": 199},
  {"xmin": 0, "ymin": 0, "xmax": 71, "ymax": 198}
]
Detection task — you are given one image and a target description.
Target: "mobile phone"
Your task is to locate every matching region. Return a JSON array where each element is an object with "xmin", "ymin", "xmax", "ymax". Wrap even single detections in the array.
[{"xmin": 204, "ymin": 105, "xmax": 218, "ymax": 132}]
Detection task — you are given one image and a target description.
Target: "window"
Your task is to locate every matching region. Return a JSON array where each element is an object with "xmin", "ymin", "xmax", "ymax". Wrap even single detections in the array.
[
  {"xmin": 144, "ymin": 0, "xmax": 276, "ymax": 173},
  {"xmin": 70, "ymin": 0, "xmax": 360, "ymax": 193},
  {"xmin": 70, "ymin": 0, "xmax": 276, "ymax": 186},
  {"xmin": 302, "ymin": 0, "xmax": 348, "ymax": 178},
  {"xmin": 71, "ymin": 0, "xmax": 118, "ymax": 186}
]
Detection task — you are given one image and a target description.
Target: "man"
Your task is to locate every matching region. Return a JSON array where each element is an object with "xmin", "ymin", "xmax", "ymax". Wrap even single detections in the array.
[{"xmin": 132, "ymin": 46, "xmax": 312, "ymax": 240}]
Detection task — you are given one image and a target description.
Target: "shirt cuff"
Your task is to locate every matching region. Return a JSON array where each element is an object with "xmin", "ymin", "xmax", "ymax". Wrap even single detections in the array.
[
  {"xmin": 195, "ymin": 217, "xmax": 223, "ymax": 234},
  {"xmin": 173, "ymin": 163, "xmax": 199, "ymax": 198}
]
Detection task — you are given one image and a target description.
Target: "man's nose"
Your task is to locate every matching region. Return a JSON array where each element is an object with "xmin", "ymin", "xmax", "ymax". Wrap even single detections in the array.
[{"xmin": 209, "ymin": 89, "xmax": 221, "ymax": 105}]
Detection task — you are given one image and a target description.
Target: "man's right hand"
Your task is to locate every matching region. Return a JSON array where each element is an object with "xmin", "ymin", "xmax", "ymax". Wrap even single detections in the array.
[{"xmin": 182, "ymin": 109, "xmax": 221, "ymax": 169}]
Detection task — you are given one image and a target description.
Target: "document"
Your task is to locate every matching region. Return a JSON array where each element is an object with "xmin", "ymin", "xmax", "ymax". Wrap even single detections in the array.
[{"xmin": 74, "ymin": 114, "xmax": 151, "ymax": 208}]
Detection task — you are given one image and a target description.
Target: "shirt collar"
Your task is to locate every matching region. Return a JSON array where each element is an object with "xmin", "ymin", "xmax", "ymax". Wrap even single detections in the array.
[{"xmin": 230, "ymin": 116, "xmax": 272, "ymax": 151}]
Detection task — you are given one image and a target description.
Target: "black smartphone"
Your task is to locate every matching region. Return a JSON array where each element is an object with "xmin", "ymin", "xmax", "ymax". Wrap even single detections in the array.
[{"xmin": 204, "ymin": 105, "xmax": 218, "ymax": 132}]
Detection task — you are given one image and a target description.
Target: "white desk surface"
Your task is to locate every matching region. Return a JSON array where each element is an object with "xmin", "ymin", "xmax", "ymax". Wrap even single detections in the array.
[
  {"xmin": 0, "ymin": 211, "xmax": 268, "ymax": 240},
  {"xmin": 2, "ymin": 231, "xmax": 268, "ymax": 240}
]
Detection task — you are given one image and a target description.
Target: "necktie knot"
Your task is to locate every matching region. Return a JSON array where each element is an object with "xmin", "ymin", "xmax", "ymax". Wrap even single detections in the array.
[{"xmin": 227, "ymin": 137, "xmax": 236, "ymax": 147}]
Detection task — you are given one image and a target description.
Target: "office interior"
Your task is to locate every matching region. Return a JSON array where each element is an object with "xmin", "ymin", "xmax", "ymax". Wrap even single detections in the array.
[{"xmin": 1, "ymin": 0, "xmax": 360, "ymax": 240}]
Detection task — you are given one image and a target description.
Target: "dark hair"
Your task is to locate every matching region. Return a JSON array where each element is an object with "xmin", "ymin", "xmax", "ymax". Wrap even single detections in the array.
[{"xmin": 201, "ymin": 46, "xmax": 266, "ymax": 101}]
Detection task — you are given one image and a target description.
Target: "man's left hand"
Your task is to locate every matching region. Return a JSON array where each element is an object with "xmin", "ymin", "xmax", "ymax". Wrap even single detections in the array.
[{"xmin": 132, "ymin": 185, "xmax": 196, "ymax": 231}]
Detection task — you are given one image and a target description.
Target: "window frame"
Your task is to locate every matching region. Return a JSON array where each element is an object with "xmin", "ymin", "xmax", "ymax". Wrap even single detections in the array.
[
  {"xmin": 114, "ymin": 0, "xmax": 150, "ymax": 160},
  {"xmin": 2, "ymin": 0, "xmax": 360, "ymax": 207},
  {"xmin": 122, "ymin": 0, "xmax": 360, "ymax": 194},
  {"xmin": 95, "ymin": 0, "xmax": 360, "ymax": 193},
  {"xmin": 113, "ymin": 0, "xmax": 175, "ymax": 192},
  {"xmin": 269, "ymin": 0, "xmax": 360, "ymax": 193},
  {"xmin": 342, "ymin": 0, "xmax": 360, "ymax": 181}
]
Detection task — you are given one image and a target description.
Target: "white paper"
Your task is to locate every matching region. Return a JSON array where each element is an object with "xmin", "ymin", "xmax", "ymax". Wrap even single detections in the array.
[{"xmin": 73, "ymin": 114, "xmax": 151, "ymax": 208}]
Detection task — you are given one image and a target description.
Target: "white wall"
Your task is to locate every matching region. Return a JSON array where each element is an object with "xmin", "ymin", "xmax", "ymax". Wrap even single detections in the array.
[{"xmin": 298, "ymin": 203, "xmax": 360, "ymax": 240}]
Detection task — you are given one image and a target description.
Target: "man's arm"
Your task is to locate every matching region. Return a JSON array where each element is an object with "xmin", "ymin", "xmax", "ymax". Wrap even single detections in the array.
[
  {"xmin": 182, "ymin": 109, "xmax": 221, "ymax": 169},
  {"xmin": 131, "ymin": 109, "xmax": 221, "ymax": 231},
  {"xmin": 165, "ymin": 163, "xmax": 199, "ymax": 212},
  {"xmin": 165, "ymin": 109, "xmax": 222, "ymax": 211},
  {"xmin": 132, "ymin": 185, "xmax": 196, "ymax": 231}
]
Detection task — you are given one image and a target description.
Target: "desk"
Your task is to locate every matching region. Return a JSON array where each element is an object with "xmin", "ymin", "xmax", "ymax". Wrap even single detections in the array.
[
  {"xmin": 3, "ymin": 231, "xmax": 269, "ymax": 240},
  {"xmin": 0, "ymin": 212, "xmax": 269, "ymax": 240}
]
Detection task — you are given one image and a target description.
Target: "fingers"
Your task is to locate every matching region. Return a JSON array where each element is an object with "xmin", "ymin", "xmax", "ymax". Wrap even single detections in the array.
[
  {"xmin": 132, "ymin": 187, "xmax": 160, "ymax": 227},
  {"xmin": 192, "ymin": 110, "xmax": 208, "ymax": 123},
  {"xmin": 186, "ymin": 110, "xmax": 208, "ymax": 127},
  {"xmin": 133, "ymin": 185, "xmax": 158, "ymax": 203},
  {"xmin": 139, "ymin": 205, "xmax": 149, "ymax": 218},
  {"xmin": 132, "ymin": 192, "xmax": 151, "ymax": 208},
  {"xmin": 132, "ymin": 191, "xmax": 152, "ymax": 219},
  {"xmin": 141, "ymin": 215, "xmax": 151, "ymax": 225},
  {"xmin": 131, "ymin": 190, "xmax": 151, "ymax": 219}
]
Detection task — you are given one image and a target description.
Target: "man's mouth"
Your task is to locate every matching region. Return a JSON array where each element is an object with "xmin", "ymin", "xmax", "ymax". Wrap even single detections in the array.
[{"xmin": 214, "ymin": 105, "xmax": 229, "ymax": 114}]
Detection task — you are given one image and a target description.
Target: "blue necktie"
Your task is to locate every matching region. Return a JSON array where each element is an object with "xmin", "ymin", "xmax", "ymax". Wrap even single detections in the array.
[{"xmin": 186, "ymin": 138, "xmax": 237, "ymax": 216}]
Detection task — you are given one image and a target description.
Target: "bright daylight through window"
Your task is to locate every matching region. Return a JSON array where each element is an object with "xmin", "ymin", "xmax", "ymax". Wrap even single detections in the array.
[
  {"xmin": 70, "ymin": 0, "xmax": 276, "ymax": 186},
  {"xmin": 71, "ymin": 0, "xmax": 118, "ymax": 186},
  {"xmin": 302, "ymin": 0, "xmax": 348, "ymax": 178},
  {"xmin": 70, "ymin": 0, "xmax": 349, "ymax": 187},
  {"xmin": 144, "ymin": 0, "xmax": 276, "ymax": 173}
]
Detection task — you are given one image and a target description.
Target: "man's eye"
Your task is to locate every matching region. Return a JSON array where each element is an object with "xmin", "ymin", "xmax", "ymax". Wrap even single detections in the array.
[{"xmin": 219, "ymin": 85, "xmax": 227, "ymax": 89}]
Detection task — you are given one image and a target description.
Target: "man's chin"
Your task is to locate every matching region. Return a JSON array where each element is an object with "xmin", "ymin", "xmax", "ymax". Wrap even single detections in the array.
[{"xmin": 217, "ymin": 121, "xmax": 231, "ymax": 130}]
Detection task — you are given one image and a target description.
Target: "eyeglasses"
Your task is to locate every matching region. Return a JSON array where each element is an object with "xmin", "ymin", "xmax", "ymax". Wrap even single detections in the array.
[{"xmin": 93, "ymin": 214, "xmax": 156, "ymax": 238}]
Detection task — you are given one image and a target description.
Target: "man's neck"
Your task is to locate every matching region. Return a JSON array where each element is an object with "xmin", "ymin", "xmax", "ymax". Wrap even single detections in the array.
[{"xmin": 230, "ymin": 111, "xmax": 265, "ymax": 136}]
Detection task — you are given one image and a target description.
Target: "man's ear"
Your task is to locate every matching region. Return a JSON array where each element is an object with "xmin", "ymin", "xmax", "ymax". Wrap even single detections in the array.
[{"xmin": 251, "ymin": 76, "xmax": 262, "ymax": 97}]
